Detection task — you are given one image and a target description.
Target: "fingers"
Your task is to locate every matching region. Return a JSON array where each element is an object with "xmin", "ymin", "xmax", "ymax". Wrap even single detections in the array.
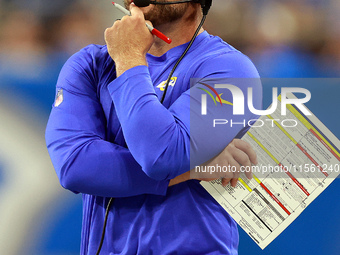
[
  {"xmin": 228, "ymin": 158, "xmax": 240, "ymax": 187},
  {"xmin": 229, "ymin": 146, "xmax": 253, "ymax": 179},
  {"xmin": 104, "ymin": 27, "xmax": 113, "ymax": 45},
  {"xmin": 230, "ymin": 148, "xmax": 251, "ymax": 170},
  {"xmin": 220, "ymin": 139, "xmax": 257, "ymax": 186},
  {"xmin": 229, "ymin": 139, "xmax": 257, "ymax": 180},
  {"xmin": 130, "ymin": 3, "xmax": 145, "ymax": 20},
  {"xmin": 219, "ymin": 157, "xmax": 240, "ymax": 187},
  {"xmin": 233, "ymin": 139, "xmax": 258, "ymax": 165},
  {"xmin": 222, "ymin": 178, "xmax": 231, "ymax": 186},
  {"xmin": 230, "ymin": 178, "xmax": 239, "ymax": 188},
  {"xmin": 244, "ymin": 168, "xmax": 253, "ymax": 180},
  {"xmin": 222, "ymin": 175, "xmax": 239, "ymax": 188},
  {"xmin": 195, "ymin": 139, "xmax": 258, "ymax": 188}
]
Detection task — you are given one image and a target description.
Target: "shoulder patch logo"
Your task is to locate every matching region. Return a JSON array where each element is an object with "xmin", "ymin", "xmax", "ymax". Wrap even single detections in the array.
[{"xmin": 54, "ymin": 89, "xmax": 64, "ymax": 107}]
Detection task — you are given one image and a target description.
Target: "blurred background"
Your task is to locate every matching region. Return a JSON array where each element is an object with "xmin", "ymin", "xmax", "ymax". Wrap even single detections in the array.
[{"xmin": 0, "ymin": 0, "xmax": 339, "ymax": 254}]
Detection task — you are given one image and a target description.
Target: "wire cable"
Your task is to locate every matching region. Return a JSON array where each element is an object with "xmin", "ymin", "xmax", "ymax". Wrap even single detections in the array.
[
  {"xmin": 95, "ymin": 197, "xmax": 114, "ymax": 255},
  {"xmin": 151, "ymin": 0, "xmax": 193, "ymax": 4},
  {"xmin": 160, "ymin": 15, "xmax": 207, "ymax": 104}
]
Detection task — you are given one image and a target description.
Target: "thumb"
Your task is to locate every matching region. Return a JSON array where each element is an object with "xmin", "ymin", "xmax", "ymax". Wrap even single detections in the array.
[{"xmin": 129, "ymin": 3, "xmax": 145, "ymax": 20}]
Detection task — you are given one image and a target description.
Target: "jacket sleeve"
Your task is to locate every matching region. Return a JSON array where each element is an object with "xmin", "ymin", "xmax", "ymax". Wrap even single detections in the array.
[
  {"xmin": 45, "ymin": 47, "xmax": 169, "ymax": 197},
  {"xmin": 108, "ymin": 51, "xmax": 262, "ymax": 181}
]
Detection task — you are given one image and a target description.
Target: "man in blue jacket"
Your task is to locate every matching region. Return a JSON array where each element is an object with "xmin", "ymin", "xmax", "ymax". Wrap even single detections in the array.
[{"xmin": 46, "ymin": 1, "xmax": 261, "ymax": 254}]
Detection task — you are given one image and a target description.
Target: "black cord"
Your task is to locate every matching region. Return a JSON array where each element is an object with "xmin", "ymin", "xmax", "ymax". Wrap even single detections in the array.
[
  {"xmin": 95, "ymin": 197, "xmax": 114, "ymax": 255},
  {"xmin": 160, "ymin": 15, "xmax": 207, "ymax": 104},
  {"xmin": 150, "ymin": 0, "xmax": 193, "ymax": 4}
]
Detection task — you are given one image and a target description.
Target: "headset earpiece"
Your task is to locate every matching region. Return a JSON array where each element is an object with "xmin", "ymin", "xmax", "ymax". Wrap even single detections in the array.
[
  {"xmin": 199, "ymin": 0, "xmax": 212, "ymax": 15},
  {"xmin": 133, "ymin": 0, "xmax": 212, "ymax": 15},
  {"xmin": 133, "ymin": 0, "xmax": 151, "ymax": 7}
]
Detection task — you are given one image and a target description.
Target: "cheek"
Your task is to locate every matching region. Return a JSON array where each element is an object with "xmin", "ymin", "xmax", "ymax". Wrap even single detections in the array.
[
  {"xmin": 142, "ymin": 6, "xmax": 161, "ymax": 21},
  {"xmin": 140, "ymin": 5, "xmax": 156, "ymax": 14}
]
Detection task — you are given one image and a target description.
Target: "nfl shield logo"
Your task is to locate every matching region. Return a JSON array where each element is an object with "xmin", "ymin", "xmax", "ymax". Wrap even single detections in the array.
[{"xmin": 54, "ymin": 89, "xmax": 63, "ymax": 107}]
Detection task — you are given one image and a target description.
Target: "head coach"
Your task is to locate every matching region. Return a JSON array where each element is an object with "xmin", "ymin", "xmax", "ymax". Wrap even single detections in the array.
[{"xmin": 45, "ymin": 0, "xmax": 261, "ymax": 254}]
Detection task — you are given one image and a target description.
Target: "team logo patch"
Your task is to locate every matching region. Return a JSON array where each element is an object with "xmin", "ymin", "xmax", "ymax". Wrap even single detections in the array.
[
  {"xmin": 156, "ymin": 77, "xmax": 177, "ymax": 91},
  {"xmin": 54, "ymin": 89, "xmax": 64, "ymax": 107}
]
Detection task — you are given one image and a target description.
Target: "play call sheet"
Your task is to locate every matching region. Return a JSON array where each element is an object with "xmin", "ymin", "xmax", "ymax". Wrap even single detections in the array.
[{"xmin": 201, "ymin": 94, "xmax": 340, "ymax": 249}]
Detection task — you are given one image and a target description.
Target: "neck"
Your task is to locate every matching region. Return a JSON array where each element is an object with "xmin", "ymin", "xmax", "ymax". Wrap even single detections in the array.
[{"xmin": 148, "ymin": 9, "xmax": 204, "ymax": 57}]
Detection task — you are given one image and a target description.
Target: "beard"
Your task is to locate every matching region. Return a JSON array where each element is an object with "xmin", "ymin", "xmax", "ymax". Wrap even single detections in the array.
[{"xmin": 124, "ymin": 0, "xmax": 194, "ymax": 27}]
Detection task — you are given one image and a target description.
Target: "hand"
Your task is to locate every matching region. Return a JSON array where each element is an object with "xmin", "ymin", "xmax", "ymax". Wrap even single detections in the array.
[
  {"xmin": 169, "ymin": 171, "xmax": 190, "ymax": 187},
  {"xmin": 191, "ymin": 139, "xmax": 258, "ymax": 187},
  {"xmin": 104, "ymin": 4, "xmax": 154, "ymax": 76},
  {"xmin": 169, "ymin": 139, "xmax": 257, "ymax": 188}
]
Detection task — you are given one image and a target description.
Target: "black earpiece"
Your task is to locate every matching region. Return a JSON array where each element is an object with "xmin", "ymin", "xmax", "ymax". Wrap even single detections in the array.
[
  {"xmin": 198, "ymin": 0, "xmax": 212, "ymax": 15},
  {"xmin": 133, "ymin": 0, "xmax": 212, "ymax": 15},
  {"xmin": 133, "ymin": 0, "xmax": 152, "ymax": 7}
]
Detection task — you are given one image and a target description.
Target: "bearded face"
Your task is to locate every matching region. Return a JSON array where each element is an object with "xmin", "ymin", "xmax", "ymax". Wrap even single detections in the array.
[{"xmin": 124, "ymin": 0, "xmax": 194, "ymax": 27}]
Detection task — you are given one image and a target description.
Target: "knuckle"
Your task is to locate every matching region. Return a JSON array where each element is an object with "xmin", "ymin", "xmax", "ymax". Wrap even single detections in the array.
[
  {"xmin": 233, "ymin": 139, "xmax": 241, "ymax": 145},
  {"xmin": 242, "ymin": 141, "xmax": 250, "ymax": 150},
  {"xmin": 131, "ymin": 14, "xmax": 142, "ymax": 22},
  {"xmin": 226, "ymin": 143, "xmax": 235, "ymax": 151},
  {"xmin": 104, "ymin": 28, "xmax": 110, "ymax": 39},
  {"xmin": 239, "ymin": 152, "xmax": 249, "ymax": 162}
]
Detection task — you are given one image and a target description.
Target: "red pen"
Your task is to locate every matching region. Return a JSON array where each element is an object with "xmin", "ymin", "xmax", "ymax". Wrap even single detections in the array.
[{"xmin": 112, "ymin": 2, "xmax": 172, "ymax": 44}]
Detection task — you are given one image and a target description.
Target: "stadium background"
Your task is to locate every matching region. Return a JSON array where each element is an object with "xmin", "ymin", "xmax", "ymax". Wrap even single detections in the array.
[{"xmin": 0, "ymin": 0, "xmax": 339, "ymax": 254}]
